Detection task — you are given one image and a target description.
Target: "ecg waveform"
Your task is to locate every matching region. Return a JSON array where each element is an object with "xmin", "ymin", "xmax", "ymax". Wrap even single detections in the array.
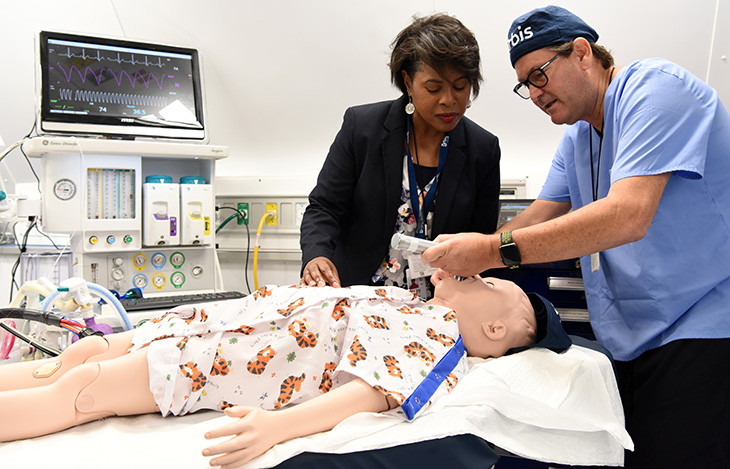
[
  {"xmin": 58, "ymin": 88, "xmax": 169, "ymax": 108},
  {"xmin": 57, "ymin": 47, "xmax": 167, "ymax": 68},
  {"xmin": 53, "ymin": 63, "xmax": 172, "ymax": 90}
]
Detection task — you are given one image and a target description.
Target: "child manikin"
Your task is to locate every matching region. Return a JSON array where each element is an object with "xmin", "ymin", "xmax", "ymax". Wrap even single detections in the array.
[{"xmin": 0, "ymin": 277, "xmax": 543, "ymax": 468}]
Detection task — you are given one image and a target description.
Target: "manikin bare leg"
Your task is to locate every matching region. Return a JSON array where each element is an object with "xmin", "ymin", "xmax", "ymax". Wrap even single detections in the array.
[
  {"xmin": 0, "ymin": 346, "xmax": 158, "ymax": 442},
  {"xmin": 0, "ymin": 331, "xmax": 135, "ymax": 392}
]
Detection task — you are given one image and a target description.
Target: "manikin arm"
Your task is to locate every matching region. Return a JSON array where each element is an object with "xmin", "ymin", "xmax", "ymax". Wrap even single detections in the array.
[{"xmin": 202, "ymin": 378, "xmax": 392, "ymax": 468}]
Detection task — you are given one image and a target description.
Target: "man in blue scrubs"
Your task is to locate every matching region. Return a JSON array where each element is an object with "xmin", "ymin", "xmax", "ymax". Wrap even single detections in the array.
[{"xmin": 422, "ymin": 5, "xmax": 730, "ymax": 468}]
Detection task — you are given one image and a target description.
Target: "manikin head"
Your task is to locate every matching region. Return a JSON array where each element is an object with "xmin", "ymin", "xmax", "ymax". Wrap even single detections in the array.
[{"xmin": 428, "ymin": 276, "xmax": 537, "ymax": 358}]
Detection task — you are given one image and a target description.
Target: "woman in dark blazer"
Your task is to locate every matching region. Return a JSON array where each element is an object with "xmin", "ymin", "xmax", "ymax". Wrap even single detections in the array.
[{"xmin": 300, "ymin": 13, "xmax": 501, "ymax": 296}]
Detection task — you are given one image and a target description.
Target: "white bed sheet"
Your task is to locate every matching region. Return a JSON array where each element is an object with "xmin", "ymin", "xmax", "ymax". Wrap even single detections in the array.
[{"xmin": 0, "ymin": 344, "xmax": 633, "ymax": 469}]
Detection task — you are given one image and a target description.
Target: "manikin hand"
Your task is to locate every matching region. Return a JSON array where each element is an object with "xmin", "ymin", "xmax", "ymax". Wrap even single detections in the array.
[
  {"xmin": 421, "ymin": 232, "xmax": 495, "ymax": 277},
  {"xmin": 203, "ymin": 406, "xmax": 283, "ymax": 468},
  {"xmin": 300, "ymin": 256, "xmax": 341, "ymax": 288},
  {"xmin": 202, "ymin": 379, "xmax": 389, "ymax": 468}
]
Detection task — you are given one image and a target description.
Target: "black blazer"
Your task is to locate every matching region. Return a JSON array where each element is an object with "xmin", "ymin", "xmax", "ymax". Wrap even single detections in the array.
[{"xmin": 300, "ymin": 95, "xmax": 501, "ymax": 286}]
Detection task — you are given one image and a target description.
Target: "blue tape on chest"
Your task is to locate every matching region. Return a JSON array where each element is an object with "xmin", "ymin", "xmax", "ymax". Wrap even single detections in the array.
[{"xmin": 400, "ymin": 335, "xmax": 465, "ymax": 420}]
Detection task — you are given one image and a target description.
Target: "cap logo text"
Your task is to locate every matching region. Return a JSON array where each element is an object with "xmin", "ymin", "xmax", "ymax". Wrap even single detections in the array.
[{"xmin": 508, "ymin": 25, "xmax": 533, "ymax": 49}]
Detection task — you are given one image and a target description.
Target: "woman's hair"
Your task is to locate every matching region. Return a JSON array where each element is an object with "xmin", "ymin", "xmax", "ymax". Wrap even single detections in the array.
[
  {"xmin": 390, "ymin": 13, "xmax": 482, "ymax": 98},
  {"xmin": 549, "ymin": 40, "xmax": 615, "ymax": 69}
]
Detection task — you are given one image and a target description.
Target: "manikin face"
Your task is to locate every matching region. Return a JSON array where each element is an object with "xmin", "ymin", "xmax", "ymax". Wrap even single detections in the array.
[
  {"xmin": 514, "ymin": 47, "xmax": 588, "ymax": 126},
  {"xmin": 403, "ymin": 63, "xmax": 471, "ymax": 135},
  {"xmin": 429, "ymin": 276, "xmax": 536, "ymax": 358}
]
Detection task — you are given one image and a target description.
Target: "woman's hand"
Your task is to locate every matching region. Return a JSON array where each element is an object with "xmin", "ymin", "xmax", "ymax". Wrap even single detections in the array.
[
  {"xmin": 202, "ymin": 406, "xmax": 282, "ymax": 468},
  {"xmin": 300, "ymin": 257, "xmax": 341, "ymax": 288}
]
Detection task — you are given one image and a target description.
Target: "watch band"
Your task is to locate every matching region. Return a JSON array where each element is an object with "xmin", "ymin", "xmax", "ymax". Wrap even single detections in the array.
[
  {"xmin": 499, "ymin": 230, "xmax": 521, "ymax": 268},
  {"xmin": 500, "ymin": 231, "xmax": 513, "ymax": 245}
]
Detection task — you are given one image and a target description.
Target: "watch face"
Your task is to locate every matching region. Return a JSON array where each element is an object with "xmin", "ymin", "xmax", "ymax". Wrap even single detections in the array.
[{"xmin": 500, "ymin": 242, "xmax": 521, "ymax": 266}]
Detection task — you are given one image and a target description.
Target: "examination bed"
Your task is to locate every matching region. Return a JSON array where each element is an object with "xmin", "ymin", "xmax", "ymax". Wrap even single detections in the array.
[{"xmin": 0, "ymin": 336, "xmax": 633, "ymax": 468}]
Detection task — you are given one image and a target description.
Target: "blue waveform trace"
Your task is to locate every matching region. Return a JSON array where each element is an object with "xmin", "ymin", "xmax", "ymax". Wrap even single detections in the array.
[
  {"xmin": 57, "ymin": 47, "xmax": 166, "ymax": 68},
  {"xmin": 54, "ymin": 63, "xmax": 170, "ymax": 90}
]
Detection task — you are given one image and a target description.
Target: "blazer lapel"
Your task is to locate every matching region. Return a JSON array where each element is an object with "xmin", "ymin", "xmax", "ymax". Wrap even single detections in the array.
[
  {"xmin": 432, "ymin": 119, "xmax": 466, "ymax": 236},
  {"xmin": 382, "ymin": 96, "xmax": 408, "ymax": 243}
]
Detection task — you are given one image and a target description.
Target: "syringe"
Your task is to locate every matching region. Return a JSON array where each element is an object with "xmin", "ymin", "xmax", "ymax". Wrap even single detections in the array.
[{"xmin": 390, "ymin": 233, "xmax": 465, "ymax": 281}]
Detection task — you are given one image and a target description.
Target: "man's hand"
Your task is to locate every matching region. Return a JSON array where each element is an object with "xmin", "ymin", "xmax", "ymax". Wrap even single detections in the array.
[{"xmin": 421, "ymin": 232, "xmax": 496, "ymax": 277}]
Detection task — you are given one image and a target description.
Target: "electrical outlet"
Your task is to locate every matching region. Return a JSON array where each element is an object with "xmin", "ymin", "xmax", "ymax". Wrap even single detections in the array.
[
  {"xmin": 265, "ymin": 202, "xmax": 278, "ymax": 225},
  {"xmin": 237, "ymin": 202, "xmax": 249, "ymax": 225}
]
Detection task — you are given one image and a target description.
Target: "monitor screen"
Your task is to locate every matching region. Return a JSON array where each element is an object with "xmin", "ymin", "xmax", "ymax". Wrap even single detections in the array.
[
  {"xmin": 37, "ymin": 31, "xmax": 206, "ymax": 141},
  {"xmin": 497, "ymin": 199, "xmax": 534, "ymax": 228}
]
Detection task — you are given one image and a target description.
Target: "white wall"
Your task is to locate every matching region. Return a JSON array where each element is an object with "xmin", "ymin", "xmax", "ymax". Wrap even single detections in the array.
[{"xmin": 0, "ymin": 0, "xmax": 726, "ymax": 199}]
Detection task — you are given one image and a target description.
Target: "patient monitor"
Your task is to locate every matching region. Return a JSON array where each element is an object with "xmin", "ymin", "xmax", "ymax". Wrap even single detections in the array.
[{"xmin": 24, "ymin": 30, "xmax": 229, "ymax": 297}]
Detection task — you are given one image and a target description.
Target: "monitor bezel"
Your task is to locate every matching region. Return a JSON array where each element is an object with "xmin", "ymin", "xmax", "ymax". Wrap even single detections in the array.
[{"xmin": 36, "ymin": 30, "xmax": 207, "ymax": 141}]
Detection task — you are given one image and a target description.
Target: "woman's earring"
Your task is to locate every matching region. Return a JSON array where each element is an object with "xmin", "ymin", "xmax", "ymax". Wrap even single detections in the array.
[
  {"xmin": 405, "ymin": 96, "xmax": 415, "ymax": 115},
  {"xmin": 466, "ymin": 99, "xmax": 472, "ymax": 109}
]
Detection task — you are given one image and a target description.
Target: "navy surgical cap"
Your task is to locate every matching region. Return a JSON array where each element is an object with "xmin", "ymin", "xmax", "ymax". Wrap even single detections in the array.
[
  {"xmin": 507, "ymin": 293, "xmax": 572, "ymax": 354},
  {"xmin": 507, "ymin": 5, "xmax": 599, "ymax": 68}
]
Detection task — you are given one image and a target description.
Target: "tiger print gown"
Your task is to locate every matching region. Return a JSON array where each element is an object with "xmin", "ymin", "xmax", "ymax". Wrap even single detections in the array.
[{"xmin": 130, "ymin": 284, "xmax": 468, "ymax": 419}]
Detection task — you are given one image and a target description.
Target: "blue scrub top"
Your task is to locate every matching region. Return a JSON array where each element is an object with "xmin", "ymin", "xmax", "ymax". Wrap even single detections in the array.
[{"xmin": 539, "ymin": 58, "xmax": 730, "ymax": 361}]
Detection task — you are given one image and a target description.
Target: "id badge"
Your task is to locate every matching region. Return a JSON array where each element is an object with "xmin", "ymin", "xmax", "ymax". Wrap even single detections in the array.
[
  {"xmin": 407, "ymin": 253, "xmax": 436, "ymax": 279},
  {"xmin": 591, "ymin": 252, "xmax": 600, "ymax": 272}
]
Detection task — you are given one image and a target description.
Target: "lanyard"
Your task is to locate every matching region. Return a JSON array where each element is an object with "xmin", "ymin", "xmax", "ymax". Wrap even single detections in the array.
[
  {"xmin": 589, "ymin": 128, "xmax": 603, "ymax": 202},
  {"xmin": 400, "ymin": 335, "xmax": 465, "ymax": 420},
  {"xmin": 406, "ymin": 116, "xmax": 450, "ymax": 238}
]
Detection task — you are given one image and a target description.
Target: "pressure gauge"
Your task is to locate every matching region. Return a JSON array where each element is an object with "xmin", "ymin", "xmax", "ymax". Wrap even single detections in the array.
[
  {"xmin": 133, "ymin": 274, "xmax": 148, "ymax": 289},
  {"xmin": 171, "ymin": 272, "xmax": 185, "ymax": 288},
  {"xmin": 151, "ymin": 253, "xmax": 166, "ymax": 269},
  {"xmin": 53, "ymin": 179, "xmax": 76, "ymax": 200},
  {"xmin": 170, "ymin": 252, "xmax": 185, "ymax": 269},
  {"xmin": 152, "ymin": 273, "xmax": 166, "ymax": 289}
]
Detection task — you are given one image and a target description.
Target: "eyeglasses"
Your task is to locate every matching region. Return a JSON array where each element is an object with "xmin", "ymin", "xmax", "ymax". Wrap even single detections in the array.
[{"xmin": 513, "ymin": 52, "xmax": 563, "ymax": 100}]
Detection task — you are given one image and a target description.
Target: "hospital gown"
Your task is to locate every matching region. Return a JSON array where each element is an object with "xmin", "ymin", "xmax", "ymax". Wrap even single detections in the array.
[{"xmin": 130, "ymin": 285, "xmax": 468, "ymax": 419}]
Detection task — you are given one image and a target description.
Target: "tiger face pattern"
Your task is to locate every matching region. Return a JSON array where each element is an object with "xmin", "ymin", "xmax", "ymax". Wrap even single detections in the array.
[
  {"xmin": 246, "ymin": 345, "xmax": 276, "ymax": 375},
  {"xmin": 273, "ymin": 373, "xmax": 306, "ymax": 409},
  {"xmin": 363, "ymin": 315, "xmax": 390, "ymax": 329},
  {"xmin": 426, "ymin": 328, "xmax": 456, "ymax": 347},
  {"xmin": 347, "ymin": 335, "xmax": 368, "ymax": 366},
  {"xmin": 383, "ymin": 355, "xmax": 403, "ymax": 378},
  {"xmin": 179, "ymin": 361, "xmax": 207, "ymax": 392},
  {"xmin": 403, "ymin": 341, "xmax": 436, "ymax": 364},
  {"xmin": 443, "ymin": 310, "xmax": 456, "ymax": 322},
  {"xmin": 331, "ymin": 298, "xmax": 350, "ymax": 321},
  {"xmin": 277, "ymin": 298, "xmax": 305, "ymax": 318},
  {"xmin": 397, "ymin": 305, "xmax": 420, "ymax": 315},
  {"xmin": 149, "ymin": 311, "xmax": 174, "ymax": 323},
  {"xmin": 176, "ymin": 336, "xmax": 190, "ymax": 350},
  {"xmin": 373, "ymin": 385, "xmax": 406, "ymax": 405},
  {"xmin": 252, "ymin": 286, "xmax": 273, "ymax": 299},
  {"xmin": 210, "ymin": 349, "xmax": 231, "ymax": 376},
  {"xmin": 219, "ymin": 400, "xmax": 235, "ymax": 411},
  {"xmin": 444, "ymin": 372, "xmax": 459, "ymax": 391},
  {"xmin": 318, "ymin": 361, "xmax": 337, "ymax": 393},
  {"xmin": 226, "ymin": 324, "xmax": 255, "ymax": 335},
  {"xmin": 287, "ymin": 319, "xmax": 318, "ymax": 348}
]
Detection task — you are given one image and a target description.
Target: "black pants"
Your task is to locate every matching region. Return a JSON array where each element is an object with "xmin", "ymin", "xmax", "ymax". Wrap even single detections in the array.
[{"xmin": 616, "ymin": 338, "xmax": 730, "ymax": 468}]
